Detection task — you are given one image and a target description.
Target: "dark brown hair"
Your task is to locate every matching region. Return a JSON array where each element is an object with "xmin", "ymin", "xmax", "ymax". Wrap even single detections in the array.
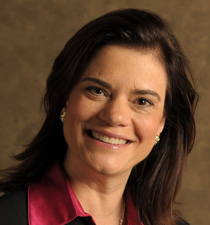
[{"xmin": 0, "ymin": 9, "xmax": 198, "ymax": 225}]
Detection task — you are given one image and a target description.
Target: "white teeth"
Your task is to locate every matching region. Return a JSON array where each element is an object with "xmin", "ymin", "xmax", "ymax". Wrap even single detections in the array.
[
  {"xmin": 119, "ymin": 139, "xmax": 126, "ymax": 144},
  {"xmin": 109, "ymin": 138, "xmax": 115, "ymax": 144},
  {"xmin": 92, "ymin": 131, "xmax": 127, "ymax": 145}
]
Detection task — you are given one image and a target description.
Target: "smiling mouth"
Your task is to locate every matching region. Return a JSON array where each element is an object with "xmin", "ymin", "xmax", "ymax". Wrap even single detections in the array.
[{"xmin": 87, "ymin": 130, "xmax": 129, "ymax": 145}]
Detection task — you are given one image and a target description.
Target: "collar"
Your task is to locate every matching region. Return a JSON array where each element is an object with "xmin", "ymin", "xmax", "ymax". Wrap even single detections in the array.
[{"xmin": 28, "ymin": 162, "xmax": 139, "ymax": 225}]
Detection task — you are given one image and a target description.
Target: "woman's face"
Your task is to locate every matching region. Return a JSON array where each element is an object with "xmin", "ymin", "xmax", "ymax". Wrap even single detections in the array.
[{"xmin": 63, "ymin": 45, "xmax": 166, "ymax": 177}]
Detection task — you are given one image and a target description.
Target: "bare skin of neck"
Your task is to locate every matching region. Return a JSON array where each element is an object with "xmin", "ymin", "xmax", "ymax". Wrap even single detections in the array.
[{"xmin": 64, "ymin": 157, "xmax": 131, "ymax": 225}]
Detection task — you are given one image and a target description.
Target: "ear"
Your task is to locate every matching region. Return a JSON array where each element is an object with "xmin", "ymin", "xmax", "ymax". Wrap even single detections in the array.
[
  {"xmin": 61, "ymin": 106, "xmax": 67, "ymax": 112},
  {"xmin": 65, "ymin": 98, "xmax": 70, "ymax": 107},
  {"xmin": 157, "ymin": 116, "xmax": 166, "ymax": 135}
]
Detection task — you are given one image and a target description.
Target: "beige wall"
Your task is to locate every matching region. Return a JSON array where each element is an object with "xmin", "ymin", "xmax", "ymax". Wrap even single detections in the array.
[{"xmin": 0, "ymin": 0, "xmax": 209, "ymax": 224}]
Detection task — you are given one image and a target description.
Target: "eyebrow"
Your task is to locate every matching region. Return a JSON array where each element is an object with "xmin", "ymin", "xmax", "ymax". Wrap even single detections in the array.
[
  {"xmin": 80, "ymin": 77, "xmax": 111, "ymax": 89},
  {"xmin": 81, "ymin": 77, "xmax": 161, "ymax": 101},
  {"xmin": 133, "ymin": 90, "xmax": 161, "ymax": 101}
]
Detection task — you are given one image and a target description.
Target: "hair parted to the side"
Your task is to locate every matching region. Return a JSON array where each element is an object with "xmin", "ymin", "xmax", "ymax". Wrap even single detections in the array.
[{"xmin": 0, "ymin": 9, "xmax": 198, "ymax": 225}]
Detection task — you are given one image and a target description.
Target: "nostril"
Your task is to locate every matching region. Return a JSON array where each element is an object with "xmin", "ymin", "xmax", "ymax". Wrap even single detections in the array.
[{"xmin": 98, "ymin": 101, "xmax": 130, "ymax": 127}]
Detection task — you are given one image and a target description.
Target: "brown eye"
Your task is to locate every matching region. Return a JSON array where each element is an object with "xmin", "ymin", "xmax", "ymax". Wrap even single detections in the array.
[
  {"xmin": 136, "ymin": 98, "xmax": 153, "ymax": 107},
  {"xmin": 86, "ymin": 86, "xmax": 106, "ymax": 96}
]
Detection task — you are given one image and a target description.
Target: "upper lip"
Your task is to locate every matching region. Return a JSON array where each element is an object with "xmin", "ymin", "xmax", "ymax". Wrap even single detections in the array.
[{"xmin": 86, "ymin": 128, "xmax": 134, "ymax": 142}]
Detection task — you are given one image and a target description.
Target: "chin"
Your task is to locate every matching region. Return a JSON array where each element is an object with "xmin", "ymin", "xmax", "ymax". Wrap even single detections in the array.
[{"xmin": 86, "ymin": 157, "xmax": 132, "ymax": 176}]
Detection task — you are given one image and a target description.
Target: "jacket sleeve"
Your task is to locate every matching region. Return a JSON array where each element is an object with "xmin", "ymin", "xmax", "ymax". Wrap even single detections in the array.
[{"xmin": 0, "ymin": 189, "xmax": 28, "ymax": 225}]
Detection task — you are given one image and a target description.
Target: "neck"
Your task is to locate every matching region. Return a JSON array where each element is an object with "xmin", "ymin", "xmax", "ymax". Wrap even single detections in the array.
[
  {"xmin": 64, "ymin": 157, "xmax": 130, "ymax": 225},
  {"xmin": 70, "ymin": 177, "xmax": 126, "ymax": 225}
]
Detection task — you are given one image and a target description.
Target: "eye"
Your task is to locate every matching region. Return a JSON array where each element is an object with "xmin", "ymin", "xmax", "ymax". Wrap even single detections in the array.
[
  {"xmin": 135, "ymin": 98, "xmax": 153, "ymax": 107},
  {"xmin": 86, "ymin": 86, "xmax": 107, "ymax": 96}
]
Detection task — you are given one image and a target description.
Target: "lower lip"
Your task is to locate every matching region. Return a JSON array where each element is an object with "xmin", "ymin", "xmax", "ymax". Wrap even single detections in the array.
[{"xmin": 87, "ymin": 133, "xmax": 131, "ymax": 149}]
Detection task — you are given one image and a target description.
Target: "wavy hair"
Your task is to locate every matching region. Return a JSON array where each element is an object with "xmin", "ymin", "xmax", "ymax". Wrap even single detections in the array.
[{"xmin": 0, "ymin": 9, "xmax": 198, "ymax": 225}]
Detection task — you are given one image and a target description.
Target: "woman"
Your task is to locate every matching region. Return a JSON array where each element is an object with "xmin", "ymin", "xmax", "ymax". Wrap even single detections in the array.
[{"xmin": 0, "ymin": 9, "xmax": 198, "ymax": 225}]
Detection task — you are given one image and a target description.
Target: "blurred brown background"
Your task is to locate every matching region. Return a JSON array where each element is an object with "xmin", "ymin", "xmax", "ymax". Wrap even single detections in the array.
[{"xmin": 0, "ymin": 0, "xmax": 209, "ymax": 224}]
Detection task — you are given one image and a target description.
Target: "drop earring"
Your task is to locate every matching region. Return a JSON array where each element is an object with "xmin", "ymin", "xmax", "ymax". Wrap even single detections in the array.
[
  {"xmin": 60, "ymin": 111, "xmax": 66, "ymax": 122},
  {"xmin": 155, "ymin": 135, "xmax": 160, "ymax": 145}
]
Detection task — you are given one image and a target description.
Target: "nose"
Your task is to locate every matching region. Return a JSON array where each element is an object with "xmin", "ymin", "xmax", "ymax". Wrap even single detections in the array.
[{"xmin": 98, "ymin": 96, "xmax": 131, "ymax": 127}]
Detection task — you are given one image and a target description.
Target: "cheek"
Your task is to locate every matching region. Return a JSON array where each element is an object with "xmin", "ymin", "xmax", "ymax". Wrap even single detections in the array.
[
  {"xmin": 63, "ymin": 99, "xmax": 87, "ymax": 148},
  {"xmin": 65, "ymin": 96, "xmax": 100, "ymax": 128},
  {"xmin": 131, "ymin": 116, "xmax": 163, "ymax": 163},
  {"xmin": 134, "ymin": 114, "xmax": 163, "ymax": 141},
  {"xmin": 66, "ymin": 97, "xmax": 88, "ymax": 121}
]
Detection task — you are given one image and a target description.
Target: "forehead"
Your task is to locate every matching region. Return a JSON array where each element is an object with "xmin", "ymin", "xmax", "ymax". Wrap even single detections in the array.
[{"xmin": 81, "ymin": 45, "xmax": 167, "ymax": 88}]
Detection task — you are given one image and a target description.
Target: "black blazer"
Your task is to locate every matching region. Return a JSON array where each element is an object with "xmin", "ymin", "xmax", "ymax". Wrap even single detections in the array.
[
  {"xmin": 0, "ymin": 189, "xmax": 27, "ymax": 225},
  {"xmin": 0, "ymin": 189, "xmax": 190, "ymax": 225}
]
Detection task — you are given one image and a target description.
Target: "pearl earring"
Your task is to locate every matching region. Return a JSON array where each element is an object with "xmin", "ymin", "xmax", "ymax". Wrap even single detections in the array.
[
  {"xmin": 155, "ymin": 135, "xmax": 160, "ymax": 145},
  {"xmin": 60, "ymin": 111, "xmax": 66, "ymax": 122}
]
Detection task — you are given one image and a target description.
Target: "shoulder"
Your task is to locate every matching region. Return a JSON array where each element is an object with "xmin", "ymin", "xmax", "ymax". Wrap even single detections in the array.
[{"xmin": 0, "ymin": 188, "xmax": 28, "ymax": 225}]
